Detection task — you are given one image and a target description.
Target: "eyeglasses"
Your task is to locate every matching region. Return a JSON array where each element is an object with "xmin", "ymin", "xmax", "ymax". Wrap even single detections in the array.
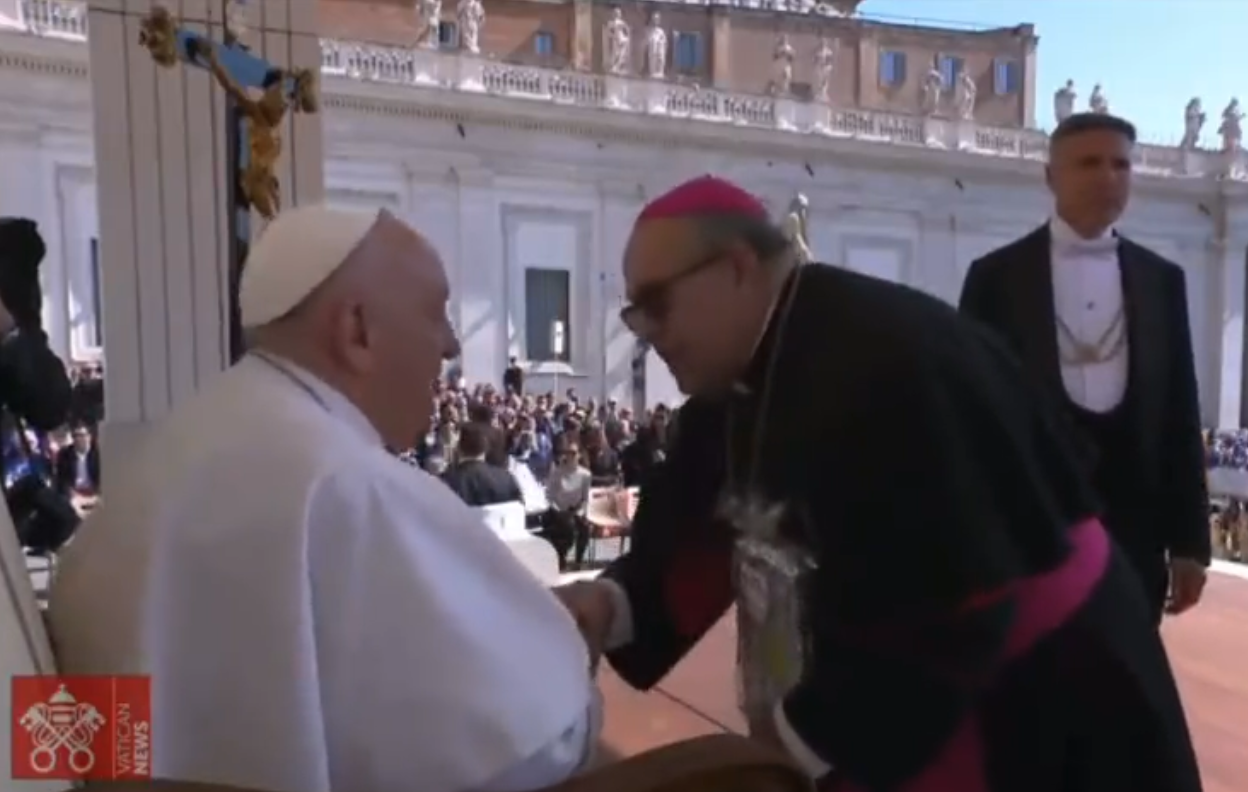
[{"xmin": 619, "ymin": 251, "xmax": 725, "ymax": 337}]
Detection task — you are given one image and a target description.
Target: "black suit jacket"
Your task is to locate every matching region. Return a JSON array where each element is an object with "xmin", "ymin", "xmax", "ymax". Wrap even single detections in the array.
[
  {"xmin": 54, "ymin": 445, "xmax": 100, "ymax": 495},
  {"xmin": 959, "ymin": 224, "xmax": 1210, "ymax": 566},
  {"xmin": 440, "ymin": 459, "xmax": 523, "ymax": 508}
]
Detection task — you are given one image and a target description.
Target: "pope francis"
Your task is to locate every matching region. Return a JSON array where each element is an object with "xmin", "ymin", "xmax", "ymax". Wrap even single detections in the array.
[{"xmin": 49, "ymin": 207, "xmax": 601, "ymax": 792}]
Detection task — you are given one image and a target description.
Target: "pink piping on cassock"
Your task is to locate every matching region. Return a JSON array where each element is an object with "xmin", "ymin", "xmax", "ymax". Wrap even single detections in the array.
[
  {"xmin": 663, "ymin": 518, "xmax": 1111, "ymax": 792},
  {"xmin": 838, "ymin": 517, "xmax": 1112, "ymax": 792}
]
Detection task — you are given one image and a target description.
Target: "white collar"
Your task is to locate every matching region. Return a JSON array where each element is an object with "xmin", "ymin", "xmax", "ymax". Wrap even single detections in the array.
[
  {"xmin": 248, "ymin": 353, "xmax": 383, "ymax": 448},
  {"xmin": 1050, "ymin": 215, "xmax": 1116, "ymax": 245}
]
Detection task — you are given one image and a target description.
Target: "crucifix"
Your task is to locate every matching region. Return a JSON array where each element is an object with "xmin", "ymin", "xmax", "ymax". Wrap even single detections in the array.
[{"xmin": 137, "ymin": 3, "xmax": 319, "ymax": 363}]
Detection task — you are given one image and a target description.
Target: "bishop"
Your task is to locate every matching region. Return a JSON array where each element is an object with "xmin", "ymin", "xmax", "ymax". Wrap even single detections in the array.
[{"xmin": 559, "ymin": 174, "xmax": 1203, "ymax": 792}]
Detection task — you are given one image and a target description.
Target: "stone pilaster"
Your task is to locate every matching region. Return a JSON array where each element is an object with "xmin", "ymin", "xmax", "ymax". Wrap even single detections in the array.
[
  {"xmin": 572, "ymin": 0, "xmax": 593, "ymax": 71},
  {"xmin": 452, "ymin": 166, "xmax": 502, "ymax": 384},
  {"xmin": 710, "ymin": 7, "xmax": 731, "ymax": 88},
  {"xmin": 598, "ymin": 180, "xmax": 645, "ymax": 406},
  {"xmin": 1203, "ymin": 234, "xmax": 1246, "ymax": 428}
]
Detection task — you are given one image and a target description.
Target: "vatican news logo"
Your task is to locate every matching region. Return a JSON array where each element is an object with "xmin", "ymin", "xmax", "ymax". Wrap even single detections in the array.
[{"xmin": 10, "ymin": 675, "xmax": 152, "ymax": 780}]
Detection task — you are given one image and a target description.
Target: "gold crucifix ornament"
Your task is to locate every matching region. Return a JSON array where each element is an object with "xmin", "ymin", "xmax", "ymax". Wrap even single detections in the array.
[
  {"xmin": 720, "ymin": 492, "xmax": 815, "ymax": 726},
  {"xmin": 138, "ymin": 4, "xmax": 319, "ymax": 220}
]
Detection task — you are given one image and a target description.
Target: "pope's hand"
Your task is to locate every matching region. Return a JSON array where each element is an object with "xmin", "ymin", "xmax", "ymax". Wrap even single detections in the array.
[{"xmin": 552, "ymin": 580, "xmax": 615, "ymax": 674}]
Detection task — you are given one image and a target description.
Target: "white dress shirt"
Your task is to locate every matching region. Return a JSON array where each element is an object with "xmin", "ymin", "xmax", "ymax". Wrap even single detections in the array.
[
  {"xmin": 1049, "ymin": 216, "xmax": 1130, "ymax": 413},
  {"xmin": 73, "ymin": 450, "xmax": 92, "ymax": 490}
]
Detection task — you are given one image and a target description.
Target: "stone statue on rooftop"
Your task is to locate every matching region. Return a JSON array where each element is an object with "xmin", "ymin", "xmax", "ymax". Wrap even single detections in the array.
[
  {"xmin": 955, "ymin": 71, "xmax": 976, "ymax": 120},
  {"xmin": 1180, "ymin": 98, "xmax": 1206, "ymax": 150},
  {"xmin": 1219, "ymin": 99, "xmax": 1243, "ymax": 152},
  {"xmin": 770, "ymin": 34, "xmax": 795, "ymax": 95},
  {"xmin": 604, "ymin": 8, "xmax": 632, "ymax": 75},
  {"xmin": 782, "ymin": 193, "xmax": 812, "ymax": 265},
  {"xmin": 1054, "ymin": 79, "xmax": 1076, "ymax": 123},
  {"xmin": 921, "ymin": 64, "xmax": 944, "ymax": 115},
  {"xmin": 417, "ymin": 0, "xmax": 441, "ymax": 49},
  {"xmin": 643, "ymin": 11, "xmax": 667, "ymax": 78},
  {"xmin": 812, "ymin": 38, "xmax": 835, "ymax": 102},
  {"xmin": 1088, "ymin": 83, "xmax": 1109, "ymax": 114},
  {"xmin": 456, "ymin": 0, "xmax": 485, "ymax": 54}
]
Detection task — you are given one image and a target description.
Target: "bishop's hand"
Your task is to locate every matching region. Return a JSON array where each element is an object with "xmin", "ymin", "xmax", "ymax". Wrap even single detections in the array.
[
  {"xmin": 0, "ymin": 300, "xmax": 15, "ymax": 336},
  {"xmin": 1166, "ymin": 556, "xmax": 1207, "ymax": 616},
  {"xmin": 552, "ymin": 580, "xmax": 616, "ymax": 675}
]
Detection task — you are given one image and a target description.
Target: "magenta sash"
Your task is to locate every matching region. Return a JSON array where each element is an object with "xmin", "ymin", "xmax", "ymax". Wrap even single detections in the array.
[{"xmin": 839, "ymin": 516, "xmax": 1112, "ymax": 792}]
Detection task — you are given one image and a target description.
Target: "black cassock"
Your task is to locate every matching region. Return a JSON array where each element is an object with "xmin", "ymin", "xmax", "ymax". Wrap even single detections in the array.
[{"xmin": 603, "ymin": 264, "xmax": 1202, "ymax": 792}]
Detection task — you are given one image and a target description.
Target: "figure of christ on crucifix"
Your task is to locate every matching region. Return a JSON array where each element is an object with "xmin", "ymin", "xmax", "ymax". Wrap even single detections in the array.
[
  {"xmin": 138, "ymin": 4, "xmax": 318, "ymax": 361},
  {"xmin": 193, "ymin": 39, "xmax": 318, "ymax": 219}
]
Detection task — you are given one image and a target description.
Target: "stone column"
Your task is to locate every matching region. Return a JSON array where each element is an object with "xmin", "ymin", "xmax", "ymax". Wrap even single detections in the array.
[{"xmin": 86, "ymin": 0, "xmax": 324, "ymax": 475}]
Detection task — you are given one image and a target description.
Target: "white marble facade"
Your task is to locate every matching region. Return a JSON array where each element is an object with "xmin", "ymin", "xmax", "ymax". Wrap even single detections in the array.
[{"xmin": 1, "ymin": 6, "xmax": 1248, "ymax": 427}]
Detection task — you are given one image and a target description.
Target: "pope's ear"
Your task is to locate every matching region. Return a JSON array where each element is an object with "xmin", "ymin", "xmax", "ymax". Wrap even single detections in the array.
[{"xmin": 1044, "ymin": 165, "xmax": 1054, "ymax": 191}]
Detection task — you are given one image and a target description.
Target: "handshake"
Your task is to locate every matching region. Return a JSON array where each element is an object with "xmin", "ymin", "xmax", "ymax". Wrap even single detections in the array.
[{"xmin": 553, "ymin": 579, "xmax": 620, "ymax": 674}]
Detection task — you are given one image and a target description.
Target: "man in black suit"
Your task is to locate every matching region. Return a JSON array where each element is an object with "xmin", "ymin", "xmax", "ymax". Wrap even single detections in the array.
[
  {"xmin": 440, "ymin": 420, "xmax": 523, "ymax": 508},
  {"xmin": 502, "ymin": 355, "xmax": 524, "ymax": 395},
  {"xmin": 55, "ymin": 424, "xmax": 100, "ymax": 497},
  {"xmin": 959, "ymin": 112, "xmax": 1210, "ymax": 623}
]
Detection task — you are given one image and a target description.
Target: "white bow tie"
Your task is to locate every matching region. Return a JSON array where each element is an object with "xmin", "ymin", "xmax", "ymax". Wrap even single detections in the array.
[{"xmin": 1057, "ymin": 236, "xmax": 1118, "ymax": 256}]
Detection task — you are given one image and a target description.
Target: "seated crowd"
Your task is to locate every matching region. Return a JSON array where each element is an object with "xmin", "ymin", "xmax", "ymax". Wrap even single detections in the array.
[
  {"xmin": 6, "ymin": 362, "xmax": 103, "ymax": 553},
  {"xmin": 7, "ymin": 356, "xmax": 665, "ymax": 568},
  {"xmin": 1204, "ymin": 429, "xmax": 1248, "ymax": 562},
  {"xmin": 409, "ymin": 378, "xmax": 672, "ymax": 570},
  {"xmin": 1205, "ymin": 427, "xmax": 1248, "ymax": 470}
]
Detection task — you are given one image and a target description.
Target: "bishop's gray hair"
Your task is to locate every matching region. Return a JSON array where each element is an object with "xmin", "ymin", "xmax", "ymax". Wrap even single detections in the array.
[{"xmin": 691, "ymin": 212, "xmax": 792, "ymax": 265}]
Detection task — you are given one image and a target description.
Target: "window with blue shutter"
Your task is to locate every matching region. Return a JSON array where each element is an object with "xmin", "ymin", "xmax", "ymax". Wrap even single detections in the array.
[
  {"xmin": 938, "ymin": 55, "xmax": 963, "ymax": 87},
  {"xmin": 534, "ymin": 31, "xmax": 554, "ymax": 56},
  {"xmin": 879, "ymin": 50, "xmax": 907, "ymax": 86},
  {"xmin": 993, "ymin": 59, "xmax": 1021, "ymax": 94},
  {"xmin": 438, "ymin": 21, "xmax": 458, "ymax": 49},
  {"xmin": 673, "ymin": 32, "xmax": 703, "ymax": 73}
]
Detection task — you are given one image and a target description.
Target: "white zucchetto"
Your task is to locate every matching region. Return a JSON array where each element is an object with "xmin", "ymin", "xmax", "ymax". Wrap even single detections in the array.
[{"xmin": 239, "ymin": 205, "xmax": 381, "ymax": 327}]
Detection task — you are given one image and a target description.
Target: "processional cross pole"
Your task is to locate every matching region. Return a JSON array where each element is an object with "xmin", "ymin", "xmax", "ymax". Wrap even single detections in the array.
[{"xmin": 137, "ymin": 3, "xmax": 319, "ymax": 364}]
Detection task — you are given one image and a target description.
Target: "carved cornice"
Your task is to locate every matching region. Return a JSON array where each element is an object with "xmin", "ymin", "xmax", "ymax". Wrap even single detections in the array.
[
  {"xmin": 0, "ymin": 48, "xmax": 84, "ymax": 77},
  {"xmin": 451, "ymin": 165, "xmax": 494, "ymax": 187}
]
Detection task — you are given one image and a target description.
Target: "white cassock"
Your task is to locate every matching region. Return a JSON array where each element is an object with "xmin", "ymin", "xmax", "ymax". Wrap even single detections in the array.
[{"xmin": 49, "ymin": 354, "xmax": 599, "ymax": 792}]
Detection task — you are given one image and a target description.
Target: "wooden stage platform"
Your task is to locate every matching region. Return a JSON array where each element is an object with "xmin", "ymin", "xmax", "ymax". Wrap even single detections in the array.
[{"xmin": 596, "ymin": 571, "xmax": 1248, "ymax": 791}]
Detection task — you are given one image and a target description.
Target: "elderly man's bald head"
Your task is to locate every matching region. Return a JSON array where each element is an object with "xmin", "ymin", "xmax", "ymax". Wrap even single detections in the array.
[{"xmin": 246, "ymin": 206, "xmax": 459, "ymax": 449}]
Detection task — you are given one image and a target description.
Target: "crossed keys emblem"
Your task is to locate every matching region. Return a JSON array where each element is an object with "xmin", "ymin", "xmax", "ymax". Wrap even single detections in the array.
[{"xmin": 18, "ymin": 684, "xmax": 106, "ymax": 774}]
